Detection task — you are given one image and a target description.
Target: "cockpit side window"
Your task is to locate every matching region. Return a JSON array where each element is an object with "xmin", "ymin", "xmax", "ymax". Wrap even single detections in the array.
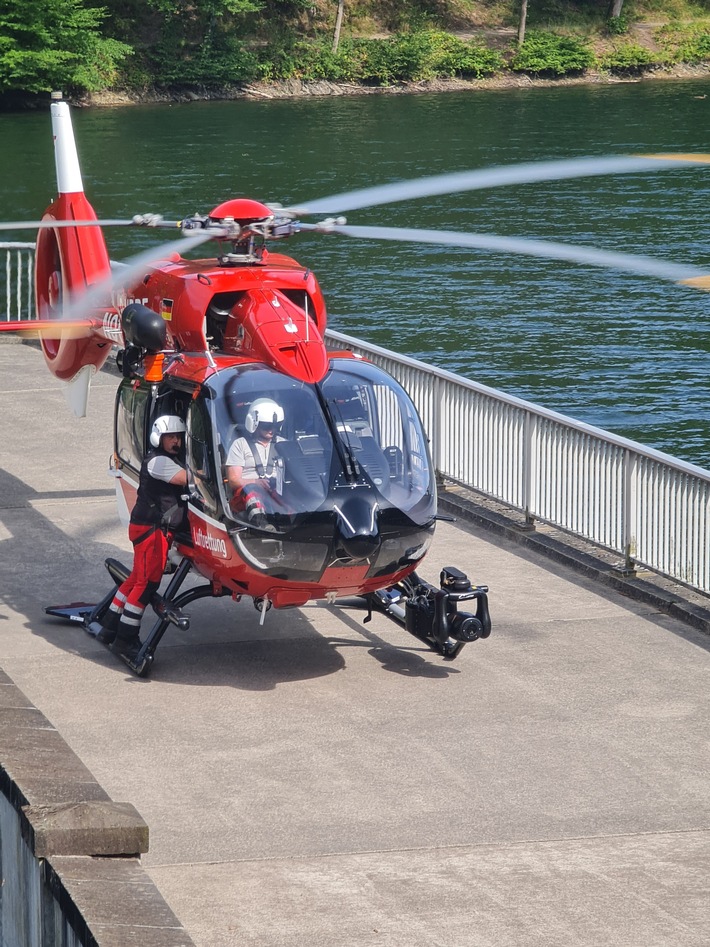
[
  {"xmin": 149, "ymin": 387, "xmax": 190, "ymax": 434},
  {"xmin": 209, "ymin": 367, "xmax": 336, "ymax": 522},
  {"xmin": 115, "ymin": 380, "xmax": 150, "ymax": 474},
  {"xmin": 187, "ymin": 398, "xmax": 219, "ymax": 515}
]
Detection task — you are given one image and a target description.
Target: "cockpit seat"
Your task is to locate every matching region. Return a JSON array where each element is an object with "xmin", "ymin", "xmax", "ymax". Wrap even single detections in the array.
[
  {"xmin": 278, "ymin": 437, "xmax": 328, "ymax": 504},
  {"xmin": 353, "ymin": 436, "xmax": 390, "ymax": 490}
]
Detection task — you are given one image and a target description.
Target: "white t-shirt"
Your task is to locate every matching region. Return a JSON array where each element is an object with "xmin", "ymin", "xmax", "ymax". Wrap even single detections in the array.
[
  {"xmin": 226, "ymin": 436, "xmax": 283, "ymax": 482},
  {"xmin": 147, "ymin": 454, "xmax": 183, "ymax": 483}
]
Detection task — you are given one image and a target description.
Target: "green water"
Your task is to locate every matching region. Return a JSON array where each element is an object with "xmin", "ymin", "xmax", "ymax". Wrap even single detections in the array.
[{"xmin": 2, "ymin": 81, "xmax": 710, "ymax": 463}]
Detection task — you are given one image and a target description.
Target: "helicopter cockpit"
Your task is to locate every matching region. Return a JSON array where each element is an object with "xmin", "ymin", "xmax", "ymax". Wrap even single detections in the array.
[{"xmin": 187, "ymin": 358, "xmax": 437, "ymax": 581}]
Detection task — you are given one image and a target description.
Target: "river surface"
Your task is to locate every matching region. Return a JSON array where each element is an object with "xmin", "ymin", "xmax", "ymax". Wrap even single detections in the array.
[{"xmin": 3, "ymin": 81, "xmax": 710, "ymax": 464}]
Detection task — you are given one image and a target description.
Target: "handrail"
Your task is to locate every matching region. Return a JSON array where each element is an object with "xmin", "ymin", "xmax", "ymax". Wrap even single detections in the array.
[
  {"xmin": 325, "ymin": 328, "xmax": 710, "ymax": 594},
  {"xmin": 4, "ymin": 242, "xmax": 710, "ymax": 594},
  {"xmin": 1, "ymin": 243, "xmax": 35, "ymax": 322}
]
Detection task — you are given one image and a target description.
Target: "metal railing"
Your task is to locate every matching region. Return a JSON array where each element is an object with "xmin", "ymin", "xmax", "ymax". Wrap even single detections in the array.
[
  {"xmin": 5, "ymin": 243, "xmax": 710, "ymax": 594},
  {"xmin": 326, "ymin": 329, "xmax": 710, "ymax": 594},
  {"xmin": 1, "ymin": 243, "xmax": 35, "ymax": 321}
]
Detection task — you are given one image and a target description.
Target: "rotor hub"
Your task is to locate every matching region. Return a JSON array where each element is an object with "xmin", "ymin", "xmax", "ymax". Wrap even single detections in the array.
[{"xmin": 208, "ymin": 198, "xmax": 273, "ymax": 227}]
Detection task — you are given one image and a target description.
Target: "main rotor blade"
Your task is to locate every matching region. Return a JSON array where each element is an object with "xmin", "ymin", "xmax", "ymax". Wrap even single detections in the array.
[
  {"xmin": 55, "ymin": 230, "xmax": 216, "ymax": 326},
  {"xmin": 1, "ymin": 231, "xmax": 216, "ymax": 345},
  {"xmin": 299, "ymin": 222, "xmax": 710, "ymax": 291},
  {"xmin": 108, "ymin": 230, "xmax": 216, "ymax": 285},
  {"xmin": 288, "ymin": 154, "xmax": 710, "ymax": 216},
  {"xmin": 0, "ymin": 217, "xmax": 180, "ymax": 232}
]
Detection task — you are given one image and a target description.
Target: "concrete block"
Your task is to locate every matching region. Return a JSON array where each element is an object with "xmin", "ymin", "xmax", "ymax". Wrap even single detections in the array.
[
  {"xmin": 16, "ymin": 777, "xmax": 111, "ymax": 807},
  {"xmin": 46, "ymin": 856, "xmax": 196, "ymax": 947},
  {"xmin": 23, "ymin": 801, "xmax": 149, "ymax": 856},
  {"xmin": 0, "ymin": 726, "xmax": 104, "ymax": 810}
]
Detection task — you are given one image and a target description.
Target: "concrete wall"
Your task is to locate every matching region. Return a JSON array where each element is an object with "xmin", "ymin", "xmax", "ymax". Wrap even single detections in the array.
[{"xmin": 0, "ymin": 667, "xmax": 195, "ymax": 947}]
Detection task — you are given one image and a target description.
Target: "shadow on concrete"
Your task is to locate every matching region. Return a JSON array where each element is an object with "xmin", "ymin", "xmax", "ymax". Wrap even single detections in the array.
[
  {"xmin": 0, "ymin": 465, "xmax": 457, "ymax": 688},
  {"xmin": 117, "ymin": 634, "xmax": 349, "ymax": 690},
  {"xmin": 6, "ymin": 457, "xmax": 710, "ymax": 699},
  {"xmin": 322, "ymin": 599, "xmax": 462, "ymax": 679}
]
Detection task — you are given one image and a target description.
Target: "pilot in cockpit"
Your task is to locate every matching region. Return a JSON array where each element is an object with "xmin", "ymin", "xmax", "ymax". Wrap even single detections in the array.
[{"xmin": 226, "ymin": 397, "xmax": 286, "ymax": 526}]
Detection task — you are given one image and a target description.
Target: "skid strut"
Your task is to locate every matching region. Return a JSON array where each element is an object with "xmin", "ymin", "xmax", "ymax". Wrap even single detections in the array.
[
  {"xmin": 46, "ymin": 556, "xmax": 230, "ymax": 677},
  {"xmin": 368, "ymin": 566, "xmax": 491, "ymax": 660}
]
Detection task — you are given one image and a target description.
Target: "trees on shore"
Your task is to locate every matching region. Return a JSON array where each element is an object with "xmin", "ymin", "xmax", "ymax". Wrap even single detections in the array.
[
  {"xmin": 0, "ymin": 0, "xmax": 130, "ymax": 93},
  {"xmin": 1, "ymin": 0, "xmax": 709, "ymax": 97}
]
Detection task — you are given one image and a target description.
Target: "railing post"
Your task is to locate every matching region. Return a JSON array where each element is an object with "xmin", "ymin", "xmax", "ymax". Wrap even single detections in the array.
[
  {"xmin": 622, "ymin": 448, "xmax": 638, "ymax": 575},
  {"xmin": 523, "ymin": 410, "xmax": 536, "ymax": 528},
  {"xmin": 432, "ymin": 375, "xmax": 443, "ymax": 479}
]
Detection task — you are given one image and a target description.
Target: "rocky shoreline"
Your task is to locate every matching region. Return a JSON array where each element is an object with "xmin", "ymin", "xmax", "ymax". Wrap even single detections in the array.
[{"xmin": 76, "ymin": 62, "xmax": 710, "ymax": 108}]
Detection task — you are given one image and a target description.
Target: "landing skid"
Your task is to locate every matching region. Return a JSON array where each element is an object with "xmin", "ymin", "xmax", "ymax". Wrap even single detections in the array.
[
  {"xmin": 46, "ymin": 557, "xmax": 230, "ymax": 677},
  {"xmin": 47, "ymin": 562, "xmax": 491, "ymax": 676},
  {"xmin": 366, "ymin": 566, "xmax": 491, "ymax": 660}
]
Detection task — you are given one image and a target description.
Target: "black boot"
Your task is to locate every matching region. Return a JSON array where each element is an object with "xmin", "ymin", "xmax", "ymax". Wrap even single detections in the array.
[
  {"xmin": 89, "ymin": 606, "xmax": 121, "ymax": 644},
  {"xmin": 95, "ymin": 625, "xmax": 117, "ymax": 644},
  {"xmin": 109, "ymin": 634, "xmax": 143, "ymax": 663}
]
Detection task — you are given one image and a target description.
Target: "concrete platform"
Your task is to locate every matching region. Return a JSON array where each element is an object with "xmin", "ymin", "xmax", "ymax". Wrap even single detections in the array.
[{"xmin": 1, "ymin": 341, "xmax": 709, "ymax": 946}]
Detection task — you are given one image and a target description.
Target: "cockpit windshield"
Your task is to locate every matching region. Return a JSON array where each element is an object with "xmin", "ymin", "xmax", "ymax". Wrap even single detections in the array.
[{"xmin": 205, "ymin": 359, "xmax": 435, "ymax": 530}]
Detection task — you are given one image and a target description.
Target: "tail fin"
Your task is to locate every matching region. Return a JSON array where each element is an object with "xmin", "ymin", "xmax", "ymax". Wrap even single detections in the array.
[
  {"xmin": 51, "ymin": 95, "xmax": 85, "ymax": 195},
  {"xmin": 35, "ymin": 95, "xmax": 114, "ymax": 412}
]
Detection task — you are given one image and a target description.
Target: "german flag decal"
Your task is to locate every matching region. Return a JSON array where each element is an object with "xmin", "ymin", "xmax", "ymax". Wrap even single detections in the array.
[{"xmin": 161, "ymin": 298, "xmax": 174, "ymax": 321}]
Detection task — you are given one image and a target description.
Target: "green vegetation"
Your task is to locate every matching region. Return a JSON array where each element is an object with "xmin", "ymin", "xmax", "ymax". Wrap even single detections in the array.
[
  {"xmin": 509, "ymin": 32, "xmax": 595, "ymax": 76},
  {"xmin": 598, "ymin": 41, "xmax": 664, "ymax": 72},
  {"xmin": 2, "ymin": 0, "xmax": 710, "ymax": 98},
  {"xmin": 0, "ymin": 0, "xmax": 130, "ymax": 93},
  {"xmin": 658, "ymin": 21, "xmax": 710, "ymax": 63}
]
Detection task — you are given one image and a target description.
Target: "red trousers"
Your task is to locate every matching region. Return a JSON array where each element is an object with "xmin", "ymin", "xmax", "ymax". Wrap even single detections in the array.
[
  {"xmin": 123, "ymin": 524, "xmax": 170, "ymax": 602},
  {"xmin": 108, "ymin": 524, "xmax": 172, "ymax": 638}
]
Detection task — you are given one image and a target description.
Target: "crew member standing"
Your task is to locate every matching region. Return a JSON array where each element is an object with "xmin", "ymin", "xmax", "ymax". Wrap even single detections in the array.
[{"xmin": 93, "ymin": 415, "xmax": 188, "ymax": 663}]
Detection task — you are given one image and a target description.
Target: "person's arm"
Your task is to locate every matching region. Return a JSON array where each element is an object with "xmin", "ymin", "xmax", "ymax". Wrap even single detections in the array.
[
  {"xmin": 226, "ymin": 438, "xmax": 250, "ymax": 493},
  {"xmin": 227, "ymin": 465, "xmax": 246, "ymax": 492},
  {"xmin": 147, "ymin": 456, "xmax": 188, "ymax": 488},
  {"xmin": 169, "ymin": 467, "xmax": 188, "ymax": 487}
]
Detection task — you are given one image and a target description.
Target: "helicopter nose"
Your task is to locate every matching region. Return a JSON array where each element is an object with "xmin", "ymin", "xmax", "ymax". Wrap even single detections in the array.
[{"xmin": 335, "ymin": 495, "xmax": 381, "ymax": 562}]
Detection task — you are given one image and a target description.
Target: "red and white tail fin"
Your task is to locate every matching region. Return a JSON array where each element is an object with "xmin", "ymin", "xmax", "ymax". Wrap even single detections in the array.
[
  {"xmin": 51, "ymin": 96, "xmax": 85, "ymax": 194},
  {"xmin": 33, "ymin": 94, "xmax": 114, "ymax": 414}
]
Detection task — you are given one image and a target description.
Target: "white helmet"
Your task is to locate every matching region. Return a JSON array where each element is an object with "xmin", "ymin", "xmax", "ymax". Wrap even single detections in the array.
[
  {"xmin": 245, "ymin": 398, "xmax": 284, "ymax": 434},
  {"xmin": 150, "ymin": 414, "xmax": 186, "ymax": 448}
]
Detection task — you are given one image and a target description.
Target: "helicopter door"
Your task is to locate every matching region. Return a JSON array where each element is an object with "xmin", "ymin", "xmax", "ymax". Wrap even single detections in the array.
[
  {"xmin": 186, "ymin": 396, "xmax": 221, "ymax": 515},
  {"xmin": 115, "ymin": 378, "xmax": 151, "ymax": 474}
]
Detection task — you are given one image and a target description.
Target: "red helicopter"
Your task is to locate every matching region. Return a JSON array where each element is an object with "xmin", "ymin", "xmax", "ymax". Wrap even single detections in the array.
[{"xmin": 2, "ymin": 95, "xmax": 709, "ymax": 676}]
